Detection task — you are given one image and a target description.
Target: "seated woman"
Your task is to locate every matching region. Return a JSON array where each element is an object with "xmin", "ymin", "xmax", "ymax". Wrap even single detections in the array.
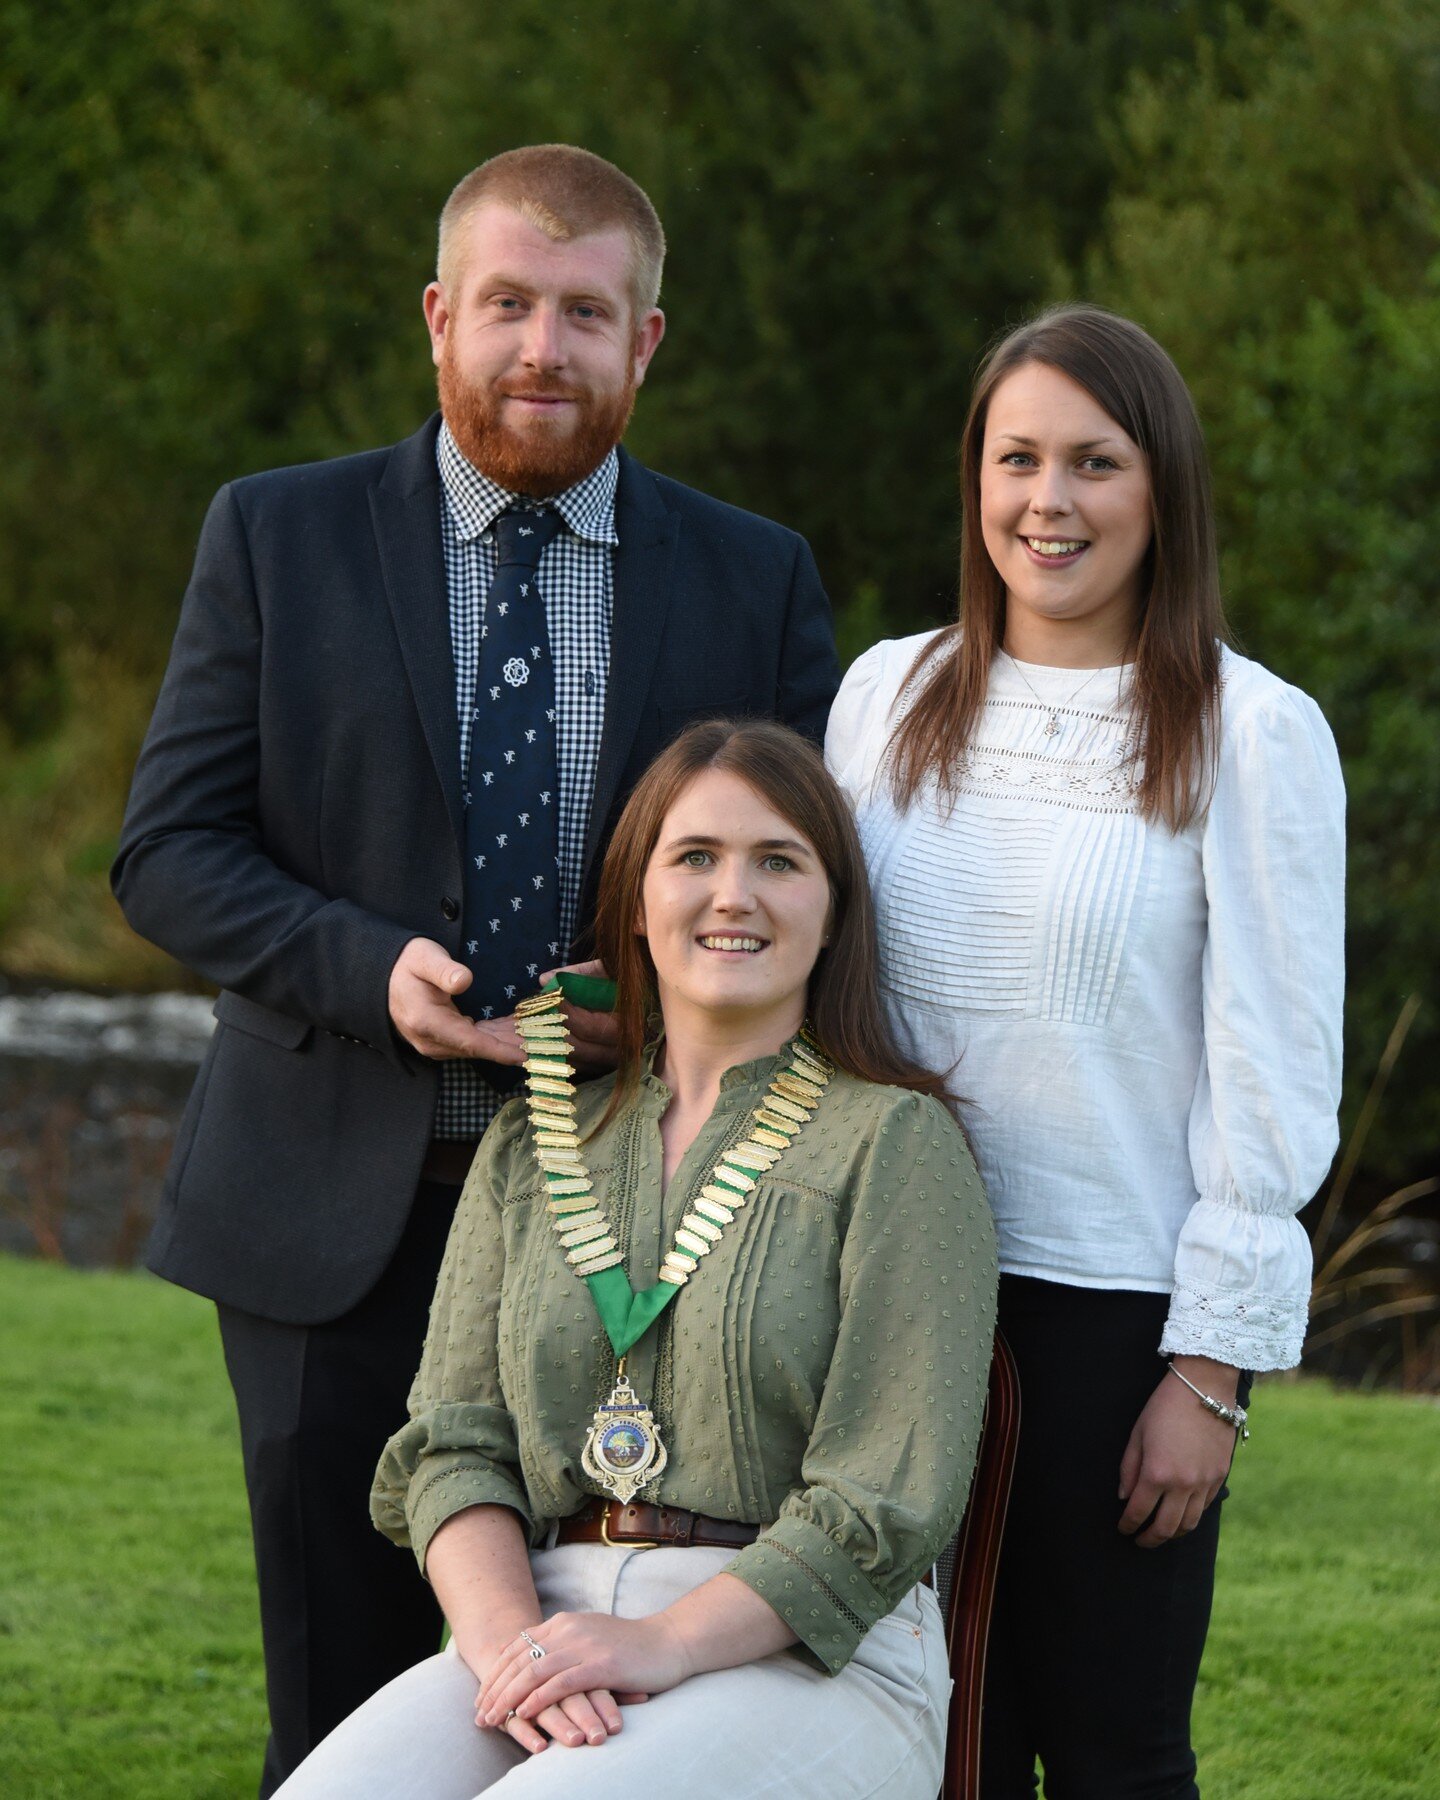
[{"xmin": 275, "ymin": 718, "xmax": 997, "ymax": 1800}]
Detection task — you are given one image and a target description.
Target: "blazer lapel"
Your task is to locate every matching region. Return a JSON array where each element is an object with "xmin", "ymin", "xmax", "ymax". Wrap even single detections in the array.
[
  {"xmin": 582, "ymin": 448, "xmax": 679, "ymax": 885},
  {"xmin": 368, "ymin": 415, "xmax": 465, "ymax": 845}
]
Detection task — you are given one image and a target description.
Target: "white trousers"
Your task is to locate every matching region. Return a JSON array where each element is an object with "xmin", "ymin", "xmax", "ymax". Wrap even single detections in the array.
[{"xmin": 274, "ymin": 1542, "xmax": 951, "ymax": 1799}]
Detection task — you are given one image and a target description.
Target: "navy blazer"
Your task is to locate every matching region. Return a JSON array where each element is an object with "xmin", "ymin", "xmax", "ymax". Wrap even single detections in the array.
[{"xmin": 113, "ymin": 416, "xmax": 839, "ymax": 1323}]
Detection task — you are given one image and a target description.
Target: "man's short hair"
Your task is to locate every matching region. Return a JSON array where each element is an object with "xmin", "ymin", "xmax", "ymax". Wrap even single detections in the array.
[{"xmin": 437, "ymin": 145, "xmax": 666, "ymax": 313}]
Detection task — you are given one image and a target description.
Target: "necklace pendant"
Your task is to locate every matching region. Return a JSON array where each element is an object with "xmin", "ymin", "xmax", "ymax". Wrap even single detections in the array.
[
  {"xmin": 581, "ymin": 1366, "xmax": 668, "ymax": 1503},
  {"xmin": 1044, "ymin": 714, "xmax": 1061, "ymax": 736}
]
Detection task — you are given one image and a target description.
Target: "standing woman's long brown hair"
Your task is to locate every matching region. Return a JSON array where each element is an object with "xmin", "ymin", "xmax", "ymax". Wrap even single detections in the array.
[{"xmin": 888, "ymin": 305, "xmax": 1229, "ymax": 831}]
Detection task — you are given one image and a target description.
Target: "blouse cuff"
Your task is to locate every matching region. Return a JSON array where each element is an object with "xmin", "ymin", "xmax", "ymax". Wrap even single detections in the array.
[
  {"xmin": 1160, "ymin": 1195, "xmax": 1312, "ymax": 1371},
  {"xmin": 724, "ymin": 1514, "xmax": 893, "ymax": 1676},
  {"xmin": 371, "ymin": 1399, "xmax": 537, "ymax": 1573},
  {"xmin": 402, "ymin": 1461, "xmax": 538, "ymax": 1574}
]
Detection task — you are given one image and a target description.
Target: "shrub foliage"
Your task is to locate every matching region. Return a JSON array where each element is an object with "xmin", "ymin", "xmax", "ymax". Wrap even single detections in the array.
[{"xmin": 1, "ymin": 0, "xmax": 1433, "ymax": 1174}]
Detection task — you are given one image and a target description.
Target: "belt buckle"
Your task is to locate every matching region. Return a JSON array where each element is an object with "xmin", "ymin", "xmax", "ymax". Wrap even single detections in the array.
[{"xmin": 599, "ymin": 1505, "xmax": 660, "ymax": 1552}]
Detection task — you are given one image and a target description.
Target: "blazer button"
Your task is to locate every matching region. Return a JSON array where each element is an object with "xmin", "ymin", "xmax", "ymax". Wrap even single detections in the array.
[{"xmin": 441, "ymin": 896, "xmax": 460, "ymax": 922}]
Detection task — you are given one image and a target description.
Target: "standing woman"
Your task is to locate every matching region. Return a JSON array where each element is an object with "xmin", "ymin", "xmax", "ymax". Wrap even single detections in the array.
[{"xmin": 826, "ymin": 305, "xmax": 1344, "ymax": 1797}]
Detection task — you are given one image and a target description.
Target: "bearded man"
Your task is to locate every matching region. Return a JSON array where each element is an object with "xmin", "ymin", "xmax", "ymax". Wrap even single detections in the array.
[{"xmin": 112, "ymin": 145, "xmax": 837, "ymax": 1797}]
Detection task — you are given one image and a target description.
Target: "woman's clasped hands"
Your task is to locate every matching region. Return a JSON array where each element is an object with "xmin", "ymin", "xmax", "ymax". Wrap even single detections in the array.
[{"xmin": 476, "ymin": 1612, "xmax": 691, "ymax": 1754}]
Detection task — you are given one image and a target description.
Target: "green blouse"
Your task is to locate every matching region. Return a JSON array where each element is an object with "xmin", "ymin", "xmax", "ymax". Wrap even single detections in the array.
[{"xmin": 371, "ymin": 1048, "xmax": 998, "ymax": 1675}]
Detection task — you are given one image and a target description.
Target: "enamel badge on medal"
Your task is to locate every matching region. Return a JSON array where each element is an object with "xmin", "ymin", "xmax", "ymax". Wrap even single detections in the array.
[{"xmin": 580, "ymin": 1361, "xmax": 669, "ymax": 1503}]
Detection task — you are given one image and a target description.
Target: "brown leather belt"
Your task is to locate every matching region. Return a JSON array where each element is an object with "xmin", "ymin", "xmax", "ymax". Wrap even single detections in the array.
[
  {"xmin": 558, "ymin": 1499, "xmax": 759, "ymax": 1551},
  {"xmin": 556, "ymin": 1499, "xmax": 934, "ymax": 1587}
]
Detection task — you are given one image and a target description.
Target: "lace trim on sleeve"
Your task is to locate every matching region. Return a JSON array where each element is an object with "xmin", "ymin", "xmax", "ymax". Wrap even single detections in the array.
[
  {"xmin": 1160, "ymin": 1275, "xmax": 1308, "ymax": 1372},
  {"xmin": 769, "ymin": 1539, "xmax": 871, "ymax": 1638}
]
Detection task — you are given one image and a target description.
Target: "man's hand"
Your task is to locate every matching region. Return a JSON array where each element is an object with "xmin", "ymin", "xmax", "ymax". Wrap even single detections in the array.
[
  {"xmin": 1118, "ymin": 1356, "xmax": 1241, "ymax": 1548},
  {"xmin": 387, "ymin": 938, "xmax": 527, "ymax": 1064},
  {"xmin": 538, "ymin": 957, "xmax": 621, "ymax": 1074}
]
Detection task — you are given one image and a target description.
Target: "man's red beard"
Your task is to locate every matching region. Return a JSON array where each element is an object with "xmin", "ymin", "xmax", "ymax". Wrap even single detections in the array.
[{"xmin": 437, "ymin": 339, "xmax": 637, "ymax": 496}]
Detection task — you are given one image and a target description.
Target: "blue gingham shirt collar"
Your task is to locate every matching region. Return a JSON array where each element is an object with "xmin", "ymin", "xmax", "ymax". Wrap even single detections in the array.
[{"xmin": 436, "ymin": 421, "xmax": 619, "ymax": 548}]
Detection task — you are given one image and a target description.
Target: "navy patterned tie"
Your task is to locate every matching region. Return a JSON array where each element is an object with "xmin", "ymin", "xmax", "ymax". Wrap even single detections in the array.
[{"xmin": 459, "ymin": 506, "xmax": 565, "ymax": 1025}]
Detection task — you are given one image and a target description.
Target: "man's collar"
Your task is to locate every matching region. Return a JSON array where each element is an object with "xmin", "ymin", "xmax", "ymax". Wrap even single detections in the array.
[{"xmin": 436, "ymin": 421, "xmax": 619, "ymax": 547}]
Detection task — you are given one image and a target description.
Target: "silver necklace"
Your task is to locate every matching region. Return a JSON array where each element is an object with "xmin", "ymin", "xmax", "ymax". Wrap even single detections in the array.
[{"xmin": 1004, "ymin": 652, "xmax": 1117, "ymax": 737}]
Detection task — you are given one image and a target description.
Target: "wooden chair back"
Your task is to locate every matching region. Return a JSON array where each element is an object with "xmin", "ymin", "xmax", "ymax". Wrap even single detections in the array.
[{"xmin": 935, "ymin": 1331, "xmax": 1021, "ymax": 1800}]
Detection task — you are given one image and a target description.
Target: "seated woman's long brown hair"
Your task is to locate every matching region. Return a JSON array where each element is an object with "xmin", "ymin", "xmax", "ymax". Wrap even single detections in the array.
[{"xmin": 590, "ymin": 718, "xmax": 949, "ymax": 1129}]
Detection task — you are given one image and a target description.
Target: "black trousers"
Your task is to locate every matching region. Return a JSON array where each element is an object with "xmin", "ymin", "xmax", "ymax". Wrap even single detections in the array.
[
  {"xmin": 217, "ymin": 1178, "xmax": 462, "ymax": 1798},
  {"xmin": 981, "ymin": 1277, "xmax": 1249, "ymax": 1799}
]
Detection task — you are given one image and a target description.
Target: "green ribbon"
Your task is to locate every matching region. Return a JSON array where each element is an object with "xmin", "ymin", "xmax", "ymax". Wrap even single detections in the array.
[
  {"xmin": 584, "ymin": 1264, "xmax": 681, "ymax": 1359},
  {"xmin": 539, "ymin": 971, "xmax": 674, "ymax": 1356},
  {"xmin": 545, "ymin": 969, "xmax": 618, "ymax": 1012}
]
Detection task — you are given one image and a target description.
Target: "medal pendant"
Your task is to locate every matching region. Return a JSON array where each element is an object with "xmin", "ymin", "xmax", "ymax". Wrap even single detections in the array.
[{"xmin": 580, "ymin": 1365, "xmax": 668, "ymax": 1503}]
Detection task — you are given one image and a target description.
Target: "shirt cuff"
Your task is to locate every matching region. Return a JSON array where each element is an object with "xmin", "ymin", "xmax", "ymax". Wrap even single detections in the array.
[
  {"xmin": 1161, "ymin": 1194, "xmax": 1312, "ymax": 1370},
  {"xmin": 723, "ymin": 1513, "xmax": 893, "ymax": 1675},
  {"xmin": 401, "ymin": 1461, "xmax": 538, "ymax": 1574},
  {"xmin": 1159, "ymin": 1276, "xmax": 1308, "ymax": 1370}
]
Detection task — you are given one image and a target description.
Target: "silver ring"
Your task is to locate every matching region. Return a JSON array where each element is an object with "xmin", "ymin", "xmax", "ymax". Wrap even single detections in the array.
[
  {"xmin": 505, "ymin": 1709, "xmax": 517, "ymax": 1723},
  {"xmin": 519, "ymin": 1628, "xmax": 546, "ymax": 1661}
]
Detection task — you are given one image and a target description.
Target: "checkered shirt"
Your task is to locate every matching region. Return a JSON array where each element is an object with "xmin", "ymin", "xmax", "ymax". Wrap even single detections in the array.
[{"xmin": 433, "ymin": 421, "xmax": 615, "ymax": 1138}]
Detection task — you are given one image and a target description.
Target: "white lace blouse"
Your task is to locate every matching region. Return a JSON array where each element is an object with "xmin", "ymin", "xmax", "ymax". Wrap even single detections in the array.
[{"xmin": 826, "ymin": 634, "xmax": 1345, "ymax": 1370}]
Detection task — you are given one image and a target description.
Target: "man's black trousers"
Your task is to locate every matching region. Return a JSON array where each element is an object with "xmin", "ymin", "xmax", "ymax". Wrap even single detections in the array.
[
  {"xmin": 980, "ymin": 1276, "xmax": 1251, "ymax": 1799},
  {"xmin": 217, "ymin": 1178, "xmax": 462, "ymax": 1798}
]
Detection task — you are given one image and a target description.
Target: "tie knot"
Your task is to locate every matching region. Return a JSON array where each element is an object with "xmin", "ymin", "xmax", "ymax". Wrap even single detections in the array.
[{"xmin": 495, "ymin": 507, "xmax": 563, "ymax": 570}]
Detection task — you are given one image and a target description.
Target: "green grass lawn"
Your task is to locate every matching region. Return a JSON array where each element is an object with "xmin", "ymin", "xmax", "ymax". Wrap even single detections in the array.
[{"xmin": 1, "ymin": 1255, "xmax": 1436, "ymax": 1798}]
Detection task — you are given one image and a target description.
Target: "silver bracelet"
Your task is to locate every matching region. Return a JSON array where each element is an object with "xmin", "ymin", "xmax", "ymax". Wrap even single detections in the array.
[{"xmin": 1166, "ymin": 1361, "xmax": 1250, "ymax": 1440}]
